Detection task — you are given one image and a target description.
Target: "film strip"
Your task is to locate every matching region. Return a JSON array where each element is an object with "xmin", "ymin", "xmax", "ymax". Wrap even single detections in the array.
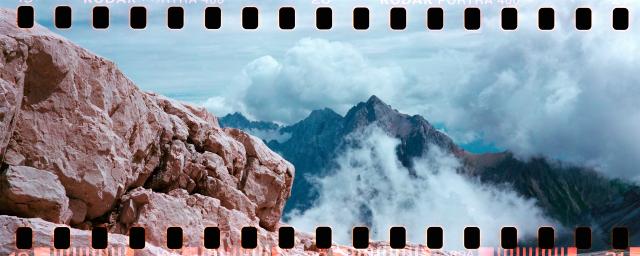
[
  {"xmin": 8, "ymin": 226, "xmax": 634, "ymax": 250},
  {"xmin": 13, "ymin": 5, "xmax": 631, "ymax": 30},
  {"xmin": 2, "ymin": 1, "xmax": 639, "ymax": 255}
]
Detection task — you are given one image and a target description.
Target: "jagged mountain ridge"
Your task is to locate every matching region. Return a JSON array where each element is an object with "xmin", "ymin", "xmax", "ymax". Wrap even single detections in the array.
[
  {"xmin": 222, "ymin": 96, "xmax": 463, "ymax": 212},
  {"xmin": 220, "ymin": 112, "xmax": 281, "ymax": 131},
  {"xmin": 221, "ymin": 95, "xmax": 640, "ymax": 248}
]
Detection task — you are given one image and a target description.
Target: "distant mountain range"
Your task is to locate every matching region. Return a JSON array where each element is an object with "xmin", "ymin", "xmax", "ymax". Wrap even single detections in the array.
[
  {"xmin": 220, "ymin": 95, "xmax": 640, "ymax": 248},
  {"xmin": 219, "ymin": 112, "xmax": 280, "ymax": 130}
]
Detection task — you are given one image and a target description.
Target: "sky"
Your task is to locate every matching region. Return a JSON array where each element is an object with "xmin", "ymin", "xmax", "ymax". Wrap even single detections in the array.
[{"xmin": 2, "ymin": 0, "xmax": 640, "ymax": 180}]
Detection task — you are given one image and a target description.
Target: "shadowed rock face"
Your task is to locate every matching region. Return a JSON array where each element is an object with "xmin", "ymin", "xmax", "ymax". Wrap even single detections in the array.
[
  {"xmin": 0, "ymin": 8, "xmax": 305, "ymax": 254},
  {"xmin": 0, "ymin": 165, "xmax": 72, "ymax": 224}
]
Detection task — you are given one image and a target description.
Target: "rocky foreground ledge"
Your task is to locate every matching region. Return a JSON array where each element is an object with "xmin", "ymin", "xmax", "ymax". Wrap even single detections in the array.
[{"xmin": 0, "ymin": 8, "xmax": 305, "ymax": 255}]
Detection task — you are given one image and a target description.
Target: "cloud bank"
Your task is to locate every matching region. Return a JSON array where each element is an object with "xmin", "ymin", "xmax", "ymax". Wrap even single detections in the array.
[
  {"xmin": 229, "ymin": 38, "xmax": 410, "ymax": 123},
  {"xmin": 413, "ymin": 1, "xmax": 640, "ymax": 179},
  {"xmin": 285, "ymin": 126, "xmax": 557, "ymax": 249},
  {"xmin": 203, "ymin": 1, "xmax": 640, "ymax": 180}
]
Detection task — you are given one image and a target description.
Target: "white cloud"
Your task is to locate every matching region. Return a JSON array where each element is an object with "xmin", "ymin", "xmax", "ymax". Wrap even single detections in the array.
[
  {"xmin": 202, "ymin": 96, "xmax": 239, "ymax": 116},
  {"xmin": 201, "ymin": 1, "xmax": 640, "ymax": 180},
  {"xmin": 245, "ymin": 128, "xmax": 291, "ymax": 143},
  {"xmin": 285, "ymin": 126, "xmax": 558, "ymax": 249},
  {"xmin": 413, "ymin": 1, "xmax": 640, "ymax": 179},
  {"xmin": 238, "ymin": 38, "xmax": 409, "ymax": 123}
]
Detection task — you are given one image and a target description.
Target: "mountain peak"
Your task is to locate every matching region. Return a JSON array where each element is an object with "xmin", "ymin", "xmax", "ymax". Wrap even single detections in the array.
[
  {"xmin": 309, "ymin": 107, "xmax": 340, "ymax": 117},
  {"xmin": 225, "ymin": 112, "xmax": 249, "ymax": 121},
  {"xmin": 363, "ymin": 95, "xmax": 396, "ymax": 112},
  {"xmin": 345, "ymin": 95, "xmax": 398, "ymax": 123},
  {"xmin": 219, "ymin": 112, "xmax": 280, "ymax": 130},
  {"xmin": 365, "ymin": 95, "xmax": 386, "ymax": 106},
  {"xmin": 367, "ymin": 95, "xmax": 396, "ymax": 113},
  {"xmin": 305, "ymin": 108, "xmax": 342, "ymax": 122}
]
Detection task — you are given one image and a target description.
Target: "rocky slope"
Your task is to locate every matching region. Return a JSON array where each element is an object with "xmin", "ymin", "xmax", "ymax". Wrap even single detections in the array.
[
  {"xmin": 466, "ymin": 153, "xmax": 638, "ymax": 248},
  {"xmin": 0, "ymin": 8, "xmax": 310, "ymax": 254}
]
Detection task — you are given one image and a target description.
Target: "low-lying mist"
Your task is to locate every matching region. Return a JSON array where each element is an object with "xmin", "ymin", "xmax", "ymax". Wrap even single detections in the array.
[{"xmin": 285, "ymin": 126, "xmax": 559, "ymax": 249}]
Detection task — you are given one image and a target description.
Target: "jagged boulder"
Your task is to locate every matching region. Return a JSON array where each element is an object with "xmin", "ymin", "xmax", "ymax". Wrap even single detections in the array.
[
  {"xmin": 0, "ymin": 165, "xmax": 72, "ymax": 224},
  {"xmin": 1, "ymin": 7, "xmax": 175, "ymax": 219},
  {"xmin": 0, "ymin": 7, "xmax": 295, "ymax": 252},
  {"xmin": 109, "ymin": 187, "xmax": 272, "ymax": 249}
]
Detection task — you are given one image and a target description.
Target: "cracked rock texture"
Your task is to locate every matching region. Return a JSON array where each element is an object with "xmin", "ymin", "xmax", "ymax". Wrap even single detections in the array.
[
  {"xmin": 0, "ymin": 165, "xmax": 72, "ymax": 224},
  {"xmin": 0, "ymin": 8, "xmax": 310, "ymax": 254}
]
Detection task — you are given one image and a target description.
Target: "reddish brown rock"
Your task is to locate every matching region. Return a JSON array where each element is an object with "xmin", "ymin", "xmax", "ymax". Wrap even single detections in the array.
[
  {"xmin": 0, "ymin": 17, "xmax": 27, "ymax": 161},
  {"xmin": 68, "ymin": 199, "xmax": 87, "ymax": 225},
  {"xmin": 225, "ymin": 128, "xmax": 294, "ymax": 230},
  {"xmin": 0, "ymin": 165, "xmax": 72, "ymax": 224},
  {"xmin": 0, "ymin": 7, "xmax": 300, "ymax": 254},
  {"xmin": 110, "ymin": 188, "xmax": 249, "ymax": 248},
  {"xmin": 0, "ymin": 215, "xmax": 176, "ymax": 256},
  {"xmin": 0, "ymin": 5, "xmax": 293, "ymax": 227},
  {"xmin": 1, "ymin": 7, "xmax": 174, "ymax": 219}
]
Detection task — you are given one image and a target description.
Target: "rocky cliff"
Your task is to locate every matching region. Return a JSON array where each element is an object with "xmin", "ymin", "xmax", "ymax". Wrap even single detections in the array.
[{"xmin": 0, "ymin": 8, "xmax": 303, "ymax": 254}]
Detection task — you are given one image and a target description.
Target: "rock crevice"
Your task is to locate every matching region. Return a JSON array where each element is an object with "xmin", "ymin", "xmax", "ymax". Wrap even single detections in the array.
[{"xmin": 0, "ymin": 8, "xmax": 294, "ymax": 252}]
